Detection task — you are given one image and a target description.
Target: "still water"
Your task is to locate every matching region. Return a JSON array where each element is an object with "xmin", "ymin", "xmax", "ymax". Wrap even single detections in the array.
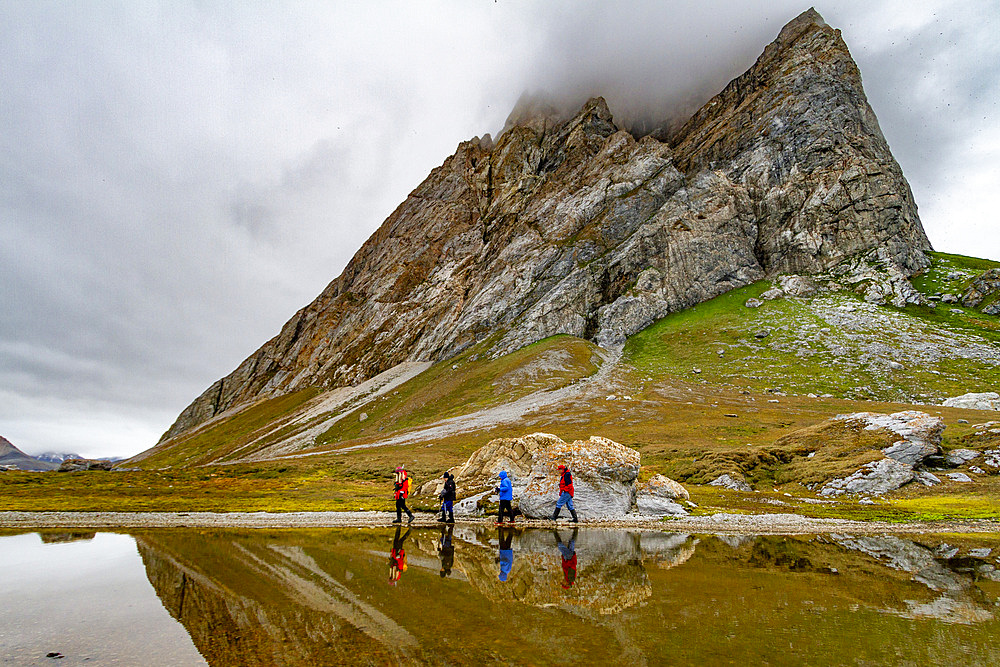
[{"xmin": 2, "ymin": 527, "xmax": 1000, "ymax": 666}]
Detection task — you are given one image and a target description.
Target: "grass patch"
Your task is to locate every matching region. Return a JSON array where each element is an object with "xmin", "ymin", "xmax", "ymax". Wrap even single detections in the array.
[{"xmin": 137, "ymin": 389, "xmax": 322, "ymax": 469}]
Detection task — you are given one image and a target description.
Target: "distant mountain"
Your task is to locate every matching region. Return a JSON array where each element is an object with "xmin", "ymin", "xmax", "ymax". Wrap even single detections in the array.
[
  {"xmin": 0, "ymin": 436, "xmax": 58, "ymax": 471},
  {"xmin": 34, "ymin": 451, "xmax": 83, "ymax": 464}
]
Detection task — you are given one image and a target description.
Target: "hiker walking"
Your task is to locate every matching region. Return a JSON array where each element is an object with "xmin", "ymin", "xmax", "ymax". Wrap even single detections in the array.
[
  {"xmin": 388, "ymin": 525, "xmax": 411, "ymax": 585},
  {"xmin": 438, "ymin": 472, "xmax": 456, "ymax": 523},
  {"xmin": 496, "ymin": 470, "xmax": 515, "ymax": 524},
  {"xmin": 550, "ymin": 464, "xmax": 578, "ymax": 522},
  {"xmin": 554, "ymin": 527, "xmax": 578, "ymax": 589},
  {"xmin": 393, "ymin": 465, "xmax": 415, "ymax": 524},
  {"xmin": 438, "ymin": 523, "xmax": 454, "ymax": 578},
  {"xmin": 497, "ymin": 526, "xmax": 514, "ymax": 582}
]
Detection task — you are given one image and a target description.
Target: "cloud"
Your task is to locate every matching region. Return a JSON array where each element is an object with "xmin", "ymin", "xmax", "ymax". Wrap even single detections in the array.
[{"xmin": 1, "ymin": 1, "xmax": 997, "ymax": 458}]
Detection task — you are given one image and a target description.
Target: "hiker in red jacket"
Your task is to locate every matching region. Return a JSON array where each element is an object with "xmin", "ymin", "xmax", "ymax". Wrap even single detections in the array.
[
  {"xmin": 550, "ymin": 464, "xmax": 578, "ymax": 522},
  {"xmin": 554, "ymin": 527, "xmax": 578, "ymax": 588},
  {"xmin": 388, "ymin": 525, "xmax": 411, "ymax": 584},
  {"xmin": 393, "ymin": 466, "xmax": 415, "ymax": 524}
]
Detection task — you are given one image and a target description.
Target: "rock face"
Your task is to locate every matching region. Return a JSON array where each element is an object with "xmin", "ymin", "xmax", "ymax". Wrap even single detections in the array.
[
  {"xmin": 962, "ymin": 268, "xmax": 1000, "ymax": 314},
  {"xmin": 424, "ymin": 432, "xmax": 686, "ymax": 519},
  {"xmin": 160, "ymin": 8, "xmax": 931, "ymax": 443}
]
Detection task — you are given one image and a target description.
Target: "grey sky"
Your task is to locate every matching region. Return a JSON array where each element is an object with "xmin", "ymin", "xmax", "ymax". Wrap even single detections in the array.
[{"xmin": 2, "ymin": 1, "xmax": 997, "ymax": 458}]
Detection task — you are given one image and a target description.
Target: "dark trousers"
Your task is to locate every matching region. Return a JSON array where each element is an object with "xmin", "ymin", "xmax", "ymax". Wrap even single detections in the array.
[
  {"xmin": 396, "ymin": 497, "xmax": 413, "ymax": 521},
  {"xmin": 498, "ymin": 499, "xmax": 514, "ymax": 522}
]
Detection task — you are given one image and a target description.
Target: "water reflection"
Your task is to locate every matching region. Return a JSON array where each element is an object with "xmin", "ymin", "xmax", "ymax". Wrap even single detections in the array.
[
  {"xmin": 5, "ymin": 528, "xmax": 1000, "ymax": 665},
  {"xmin": 128, "ymin": 529, "xmax": 1000, "ymax": 665}
]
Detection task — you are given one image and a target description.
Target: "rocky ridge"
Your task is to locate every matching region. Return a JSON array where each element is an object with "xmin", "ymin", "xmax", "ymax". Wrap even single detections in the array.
[{"xmin": 159, "ymin": 8, "xmax": 931, "ymax": 444}]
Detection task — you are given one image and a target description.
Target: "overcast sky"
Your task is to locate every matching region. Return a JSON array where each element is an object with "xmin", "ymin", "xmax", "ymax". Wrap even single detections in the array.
[{"xmin": 2, "ymin": 1, "xmax": 998, "ymax": 459}]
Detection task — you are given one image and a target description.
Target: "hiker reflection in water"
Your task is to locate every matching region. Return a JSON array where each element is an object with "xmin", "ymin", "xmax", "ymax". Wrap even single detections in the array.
[
  {"xmin": 438, "ymin": 523, "xmax": 454, "ymax": 578},
  {"xmin": 388, "ymin": 525, "xmax": 411, "ymax": 585},
  {"xmin": 497, "ymin": 527, "xmax": 514, "ymax": 582},
  {"xmin": 554, "ymin": 528, "xmax": 578, "ymax": 589}
]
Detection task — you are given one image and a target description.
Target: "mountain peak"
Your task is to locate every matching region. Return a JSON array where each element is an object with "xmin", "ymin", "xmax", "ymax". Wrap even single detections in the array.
[
  {"xmin": 775, "ymin": 7, "xmax": 828, "ymax": 48},
  {"xmin": 152, "ymin": 10, "xmax": 931, "ymax": 450}
]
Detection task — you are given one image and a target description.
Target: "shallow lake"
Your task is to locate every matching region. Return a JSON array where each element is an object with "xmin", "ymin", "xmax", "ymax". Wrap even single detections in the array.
[{"xmin": 2, "ymin": 527, "xmax": 1000, "ymax": 665}]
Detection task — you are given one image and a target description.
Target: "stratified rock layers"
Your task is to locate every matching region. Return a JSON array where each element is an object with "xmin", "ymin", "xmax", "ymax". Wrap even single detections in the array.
[{"xmin": 162, "ymin": 9, "xmax": 931, "ymax": 442}]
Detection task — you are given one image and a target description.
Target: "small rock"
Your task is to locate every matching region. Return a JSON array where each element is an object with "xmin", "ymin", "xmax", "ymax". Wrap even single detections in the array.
[
  {"xmin": 859, "ymin": 498, "xmax": 875, "ymax": 505},
  {"xmin": 754, "ymin": 330, "xmax": 770, "ymax": 339},
  {"xmin": 359, "ymin": 412, "xmax": 369, "ymax": 422},
  {"xmin": 745, "ymin": 298, "xmax": 763, "ymax": 308},
  {"xmin": 915, "ymin": 471, "xmax": 941, "ymax": 487},
  {"xmin": 709, "ymin": 474, "xmax": 752, "ymax": 492},
  {"xmin": 935, "ymin": 544, "xmax": 960, "ymax": 559},
  {"xmin": 760, "ymin": 288, "xmax": 784, "ymax": 300},
  {"xmin": 888, "ymin": 361, "xmax": 904, "ymax": 370},
  {"xmin": 950, "ymin": 308, "xmax": 965, "ymax": 315},
  {"xmin": 768, "ymin": 399, "xmax": 780, "ymax": 403},
  {"xmin": 946, "ymin": 472, "xmax": 973, "ymax": 482},
  {"xmin": 945, "ymin": 449, "xmax": 980, "ymax": 466},
  {"xmin": 958, "ymin": 419, "xmax": 969, "ymax": 424},
  {"xmin": 970, "ymin": 548, "xmax": 993, "ymax": 558},
  {"xmin": 691, "ymin": 368, "xmax": 701, "ymax": 374},
  {"xmin": 970, "ymin": 466, "xmax": 986, "ymax": 474}
]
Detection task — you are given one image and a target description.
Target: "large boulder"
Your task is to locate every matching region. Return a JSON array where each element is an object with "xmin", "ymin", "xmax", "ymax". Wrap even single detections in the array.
[
  {"xmin": 518, "ymin": 436, "xmax": 640, "ymax": 519},
  {"xmin": 943, "ymin": 392, "xmax": 1000, "ymax": 411},
  {"xmin": 58, "ymin": 458, "xmax": 114, "ymax": 472},
  {"xmin": 635, "ymin": 475, "xmax": 689, "ymax": 516},
  {"xmin": 425, "ymin": 433, "xmax": 689, "ymax": 519}
]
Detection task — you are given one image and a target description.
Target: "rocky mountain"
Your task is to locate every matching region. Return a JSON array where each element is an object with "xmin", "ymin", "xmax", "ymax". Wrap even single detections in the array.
[
  {"xmin": 158, "ymin": 8, "xmax": 931, "ymax": 447},
  {"xmin": 0, "ymin": 436, "xmax": 57, "ymax": 471}
]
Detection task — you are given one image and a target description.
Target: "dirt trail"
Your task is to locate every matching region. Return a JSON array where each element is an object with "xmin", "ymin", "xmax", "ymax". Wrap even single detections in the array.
[
  {"xmin": 3, "ymin": 510, "xmax": 999, "ymax": 536},
  {"xmin": 282, "ymin": 347, "xmax": 627, "ymax": 459}
]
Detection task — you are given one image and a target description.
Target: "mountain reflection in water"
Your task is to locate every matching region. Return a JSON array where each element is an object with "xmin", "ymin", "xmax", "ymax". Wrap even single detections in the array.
[{"xmin": 134, "ymin": 528, "xmax": 1000, "ymax": 666}]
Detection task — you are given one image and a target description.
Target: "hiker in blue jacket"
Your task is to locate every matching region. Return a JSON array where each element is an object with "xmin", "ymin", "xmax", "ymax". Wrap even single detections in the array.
[
  {"xmin": 497, "ymin": 526, "xmax": 514, "ymax": 582},
  {"xmin": 496, "ymin": 470, "xmax": 515, "ymax": 524}
]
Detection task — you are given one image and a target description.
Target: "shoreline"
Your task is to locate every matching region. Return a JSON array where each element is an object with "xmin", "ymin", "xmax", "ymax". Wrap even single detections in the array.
[{"xmin": 3, "ymin": 510, "xmax": 999, "ymax": 535}]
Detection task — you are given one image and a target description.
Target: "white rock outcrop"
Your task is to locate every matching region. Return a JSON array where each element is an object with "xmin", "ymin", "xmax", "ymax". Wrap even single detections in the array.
[
  {"xmin": 943, "ymin": 392, "xmax": 1000, "ymax": 411},
  {"xmin": 820, "ymin": 411, "xmax": 943, "ymax": 496}
]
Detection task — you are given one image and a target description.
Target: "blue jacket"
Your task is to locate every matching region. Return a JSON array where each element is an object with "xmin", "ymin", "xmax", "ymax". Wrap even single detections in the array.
[{"xmin": 497, "ymin": 472, "xmax": 513, "ymax": 501}]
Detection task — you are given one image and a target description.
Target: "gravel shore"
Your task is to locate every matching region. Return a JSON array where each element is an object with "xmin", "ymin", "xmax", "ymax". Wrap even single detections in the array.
[{"xmin": 3, "ymin": 511, "xmax": 999, "ymax": 535}]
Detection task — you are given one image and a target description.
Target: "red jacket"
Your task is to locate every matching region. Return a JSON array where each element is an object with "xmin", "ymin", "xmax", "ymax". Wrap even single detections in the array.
[
  {"xmin": 559, "ymin": 469, "xmax": 574, "ymax": 497},
  {"xmin": 394, "ymin": 470, "xmax": 409, "ymax": 500}
]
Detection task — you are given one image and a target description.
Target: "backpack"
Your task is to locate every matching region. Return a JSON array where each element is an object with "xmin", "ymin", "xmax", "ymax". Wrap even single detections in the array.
[{"xmin": 404, "ymin": 475, "xmax": 413, "ymax": 497}]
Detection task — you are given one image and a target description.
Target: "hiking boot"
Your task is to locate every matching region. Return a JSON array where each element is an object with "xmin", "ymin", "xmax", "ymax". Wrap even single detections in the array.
[
  {"xmin": 407, "ymin": 513, "xmax": 415, "ymax": 524},
  {"xmin": 570, "ymin": 509, "xmax": 578, "ymax": 523},
  {"xmin": 437, "ymin": 513, "xmax": 446, "ymax": 522},
  {"xmin": 446, "ymin": 514, "xmax": 455, "ymax": 524},
  {"xmin": 392, "ymin": 519, "xmax": 402, "ymax": 524},
  {"xmin": 551, "ymin": 509, "xmax": 560, "ymax": 521}
]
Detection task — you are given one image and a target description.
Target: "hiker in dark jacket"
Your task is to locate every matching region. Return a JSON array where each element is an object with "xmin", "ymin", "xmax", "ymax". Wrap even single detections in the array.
[
  {"xmin": 438, "ymin": 472, "xmax": 456, "ymax": 523},
  {"xmin": 438, "ymin": 523, "xmax": 454, "ymax": 578},
  {"xmin": 496, "ymin": 470, "xmax": 515, "ymax": 524},
  {"xmin": 550, "ymin": 464, "xmax": 578, "ymax": 522}
]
